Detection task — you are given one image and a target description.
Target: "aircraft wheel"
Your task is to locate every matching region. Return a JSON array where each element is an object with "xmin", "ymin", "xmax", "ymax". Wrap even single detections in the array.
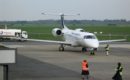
[
  {"xmin": 59, "ymin": 46, "xmax": 64, "ymax": 51},
  {"xmin": 82, "ymin": 47, "xmax": 87, "ymax": 52}
]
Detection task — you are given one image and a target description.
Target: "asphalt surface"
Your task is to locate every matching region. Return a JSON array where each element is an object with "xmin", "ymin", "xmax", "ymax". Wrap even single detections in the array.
[{"xmin": 1, "ymin": 41, "xmax": 130, "ymax": 80}]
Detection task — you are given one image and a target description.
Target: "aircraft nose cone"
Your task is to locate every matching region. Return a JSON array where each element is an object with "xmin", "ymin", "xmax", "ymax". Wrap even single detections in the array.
[
  {"xmin": 84, "ymin": 39, "xmax": 99, "ymax": 48},
  {"xmin": 92, "ymin": 41, "xmax": 99, "ymax": 48}
]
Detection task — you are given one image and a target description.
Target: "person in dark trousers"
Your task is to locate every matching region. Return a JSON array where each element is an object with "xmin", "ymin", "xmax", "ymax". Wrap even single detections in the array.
[
  {"xmin": 90, "ymin": 48, "xmax": 95, "ymax": 55},
  {"xmin": 81, "ymin": 60, "xmax": 89, "ymax": 80},
  {"xmin": 112, "ymin": 62, "xmax": 123, "ymax": 80},
  {"xmin": 105, "ymin": 44, "xmax": 109, "ymax": 56}
]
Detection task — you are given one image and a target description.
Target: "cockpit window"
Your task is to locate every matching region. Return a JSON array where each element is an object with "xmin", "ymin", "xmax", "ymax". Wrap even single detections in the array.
[
  {"xmin": 80, "ymin": 29, "xmax": 85, "ymax": 32},
  {"xmin": 84, "ymin": 35, "xmax": 96, "ymax": 39}
]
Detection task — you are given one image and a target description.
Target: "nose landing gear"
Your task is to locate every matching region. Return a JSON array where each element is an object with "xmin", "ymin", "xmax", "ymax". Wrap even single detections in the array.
[{"xmin": 82, "ymin": 47, "xmax": 87, "ymax": 52}]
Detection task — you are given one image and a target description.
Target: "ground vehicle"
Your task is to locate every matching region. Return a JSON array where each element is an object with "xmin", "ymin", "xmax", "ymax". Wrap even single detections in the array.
[{"xmin": 0, "ymin": 29, "xmax": 28, "ymax": 41}]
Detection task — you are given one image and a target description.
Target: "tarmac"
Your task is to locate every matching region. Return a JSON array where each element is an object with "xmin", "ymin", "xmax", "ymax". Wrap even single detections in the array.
[{"xmin": 1, "ymin": 41, "xmax": 130, "ymax": 80}]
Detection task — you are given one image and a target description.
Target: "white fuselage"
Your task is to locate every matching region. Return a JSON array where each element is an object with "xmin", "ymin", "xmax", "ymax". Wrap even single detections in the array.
[{"xmin": 62, "ymin": 28, "xmax": 99, "ymax": 48}]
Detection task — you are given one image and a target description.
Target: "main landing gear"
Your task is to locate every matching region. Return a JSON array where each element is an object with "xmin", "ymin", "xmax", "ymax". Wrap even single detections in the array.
[
  {"xmin": 82, "ymin": 47, "xmax": 97, "ymax": 52},
  {"xmin": 59, "ymin": 44, "xmax": 64, "ymax": 51},
  {"xmin": 82, "ymin": 47, "xmax": 88, "ymax": 52}
]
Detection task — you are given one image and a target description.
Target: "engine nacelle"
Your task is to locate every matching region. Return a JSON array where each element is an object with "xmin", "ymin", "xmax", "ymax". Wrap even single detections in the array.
[
  {"xmin": 75, "ymin": 28, "xmax": 85, "ymax": 32},
  {"xmin": 52, "ymin": 28, "xmax": 62, "ymax": 36}
]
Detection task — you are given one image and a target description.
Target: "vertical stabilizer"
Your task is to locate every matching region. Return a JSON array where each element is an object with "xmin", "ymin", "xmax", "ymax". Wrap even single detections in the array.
[
  {"xmin": 60, "ymin": 14, "xmax": 68, "ymax": 29},
  {"xmin": 41, "ymin": 12, "xmax": 69, "ymax": 29}
]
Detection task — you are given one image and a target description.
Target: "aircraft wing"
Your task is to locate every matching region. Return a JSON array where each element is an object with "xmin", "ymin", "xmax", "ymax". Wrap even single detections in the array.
[
  {"xmin": 27, "ymin": 39, "xmax": 71, "ymax": 45},
  {"xmin": 0, "ymin": 43, "xmax": 9, "ymax": 48},
  {"xmin": 99, "ymin": 39, "xmax": 126, "ymax": 43}
]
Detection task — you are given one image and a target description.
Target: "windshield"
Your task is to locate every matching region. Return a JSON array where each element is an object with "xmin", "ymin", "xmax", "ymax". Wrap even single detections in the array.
[
  {"xmin": 84, "ymin": 35, "xmax": 96, "ymax": 39},
  {"xmin": 22, "ymin": 31, "xmax": 27, "ymax": 35}
]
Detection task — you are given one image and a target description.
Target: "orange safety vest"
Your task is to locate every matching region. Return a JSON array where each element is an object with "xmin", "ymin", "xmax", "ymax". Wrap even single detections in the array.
[{"xmin": 82, "ymin": 61, "xmax": 88, "ymax": 71}]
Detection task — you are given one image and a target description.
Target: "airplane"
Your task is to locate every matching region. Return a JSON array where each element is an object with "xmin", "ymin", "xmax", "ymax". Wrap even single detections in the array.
[{"xmin": 27, "ymin": 13, "xmax": 126, "ymax": 51}]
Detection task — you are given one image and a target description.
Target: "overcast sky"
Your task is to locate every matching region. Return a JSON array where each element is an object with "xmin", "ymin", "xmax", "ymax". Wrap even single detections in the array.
[{"xmin": 0, "ymin": 0, "xmax": 130, "ymax": 21}]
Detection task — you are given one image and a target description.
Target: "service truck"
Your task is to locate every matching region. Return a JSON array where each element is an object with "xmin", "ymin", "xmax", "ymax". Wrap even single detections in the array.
[{"xmin": 0, "ymin": 29, "xmax": 28, "ymax": 41}]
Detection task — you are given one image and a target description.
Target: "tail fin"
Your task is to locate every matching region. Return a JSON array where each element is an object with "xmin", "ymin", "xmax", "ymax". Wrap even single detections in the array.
[
  {"xmin": 60, "ymin": 13, "xmax": 80, "ymax": 29},
  {"xmin": 41, "ymin": 12, "xmax": 78, "ymax": 29},
  {"xmin": 60, "ymin": 14, "xmax": 68, "ymax": 29}
]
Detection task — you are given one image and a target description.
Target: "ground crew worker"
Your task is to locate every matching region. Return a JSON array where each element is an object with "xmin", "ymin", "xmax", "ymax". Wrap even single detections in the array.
[
  {"xmin": 90, "ymin": 48, "xmax": 95, "ymax": 55},
  {"xmin": 105, "ymin": 44, "xmax": 109, "ymax": 56},
  {"xmin": 112, "ymin": 62, "xmax": 123, "ymax": 80},
  {"xmin": 81, "ymin": 60, "xmax": 89, "ymax": 80}
]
